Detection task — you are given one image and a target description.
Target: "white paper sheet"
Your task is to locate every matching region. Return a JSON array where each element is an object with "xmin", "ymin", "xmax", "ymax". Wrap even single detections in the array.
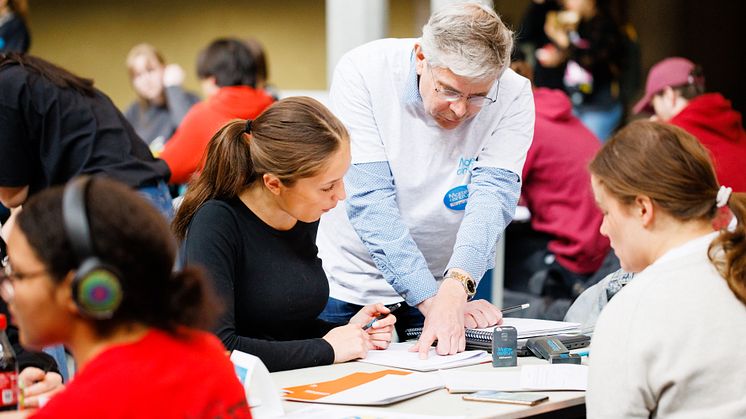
[
  {"xmin": 358, "ymin": 342, "xmax": 491, "ymax": 372},
  {"xmin": 442, "ymin": 364, "xmax": 588, "ymax": 393},
  {"xmin": 280, "ymin": 405, "xmax": 466, "ymax": 419}
]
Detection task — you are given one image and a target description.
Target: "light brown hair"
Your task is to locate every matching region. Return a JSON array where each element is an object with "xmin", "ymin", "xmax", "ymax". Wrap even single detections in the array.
[
  {"xmin": 172, "ymin": 96, "xmax": 349, "ymax": 240},
  {"xmin": 589, "ymin": 120, "xmax": 746, "ymax": 304},
  {"xmin": 125, "ymin": 43, "xmax": 165, "ymax": 79}
]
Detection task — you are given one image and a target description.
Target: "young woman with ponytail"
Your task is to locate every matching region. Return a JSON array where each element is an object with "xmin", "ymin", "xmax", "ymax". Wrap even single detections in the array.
[
  {"xmin": 173, "ymin": 96, "xmax": 396, "ymax": 373},
  {"xmin": 585, "ymin": 120, "xmax": 746, "ymax": 418},
  {"xmin": 2, "ymin": 177, "xmax": 249, "ymax": 417}
]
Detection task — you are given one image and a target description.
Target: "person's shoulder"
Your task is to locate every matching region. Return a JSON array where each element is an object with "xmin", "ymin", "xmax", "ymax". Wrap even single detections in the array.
[
  {"xmin": 192, "ymin": 198, "xmax": 241, "ymax": 222},
  {"xmin": 499, "ymin": 68, "xmax": 532, "ymax": 96},
  {"xmin": 0, "ymin": 64, "xmax": 27, "ymax": 92}
]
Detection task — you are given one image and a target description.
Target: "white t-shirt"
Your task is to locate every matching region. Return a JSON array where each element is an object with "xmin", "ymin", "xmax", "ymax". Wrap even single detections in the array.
[
  {"xmin": 317, "ymin": 38, "xmax": 534, "ymax": 305},
  {"xmin": 587, "ymin": 232, "xmax": 746, "ymax": 418}
]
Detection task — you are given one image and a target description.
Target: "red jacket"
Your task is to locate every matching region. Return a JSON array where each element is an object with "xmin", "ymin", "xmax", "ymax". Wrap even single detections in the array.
[
  {"xmin": 32, "ymin": 329, "xmax": 251, "ymax": 419},
  {"xmin": 670, "ymin": 93, "xmax": 746, "ymax": 192},
  {"xmin": 522, "ymin": 88, "xmax": 610, "ymax": 274},
  {"xmin": 160, "ymin": 86, "xmax": 274, "ymax": 184}
]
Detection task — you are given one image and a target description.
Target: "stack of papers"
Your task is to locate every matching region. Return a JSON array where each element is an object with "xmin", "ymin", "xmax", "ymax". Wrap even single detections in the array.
[
  {"xmin": 441, "ymin": 364, "xmax": 588, "ymax": 393},
  {"xmin": 494, "ymin": 318, "xmax": 581, "ymax": 339},
  {"xmin": 357, "ymin": 342, "xmax": 491, "ymax": 372},
  {"xmin": 283, "ymin": 369, "xmax": 444, "ymax": 405}
]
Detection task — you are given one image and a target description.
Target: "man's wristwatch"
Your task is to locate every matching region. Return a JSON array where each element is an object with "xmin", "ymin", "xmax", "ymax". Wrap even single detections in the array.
[{"xmin": 444, "ymin": 270, "xmax": 476, "ymax": 298}]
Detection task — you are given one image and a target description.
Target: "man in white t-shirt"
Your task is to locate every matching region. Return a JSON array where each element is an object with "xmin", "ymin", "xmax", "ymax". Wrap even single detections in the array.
[{"xmin": 317, "ymin": 2, "xmax": 534, "ymax": 357}]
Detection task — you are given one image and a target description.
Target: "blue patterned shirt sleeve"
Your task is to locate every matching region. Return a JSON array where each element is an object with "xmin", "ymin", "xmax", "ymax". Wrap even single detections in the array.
[
  {"xmin": 345, "ymin": 162, "xmax": 520, "ymax": 306},
  {"xmin": 345, "ymin": 161, "xmax": 439, "ymax": 307},
  {"xmin": 446, "ymin": 167, "xmax": 521, "ymax": 284}
]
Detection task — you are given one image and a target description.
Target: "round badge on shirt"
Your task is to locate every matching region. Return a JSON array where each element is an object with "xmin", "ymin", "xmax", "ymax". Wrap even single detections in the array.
[{"xmin": 443, "ymin": 185, "xmax": 469, "ymax": 211}]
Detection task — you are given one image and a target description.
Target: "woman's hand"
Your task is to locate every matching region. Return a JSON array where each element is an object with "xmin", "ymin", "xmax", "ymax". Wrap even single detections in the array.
[
  {"xmin": 322, "ymin": 324, "xmax": 370, "ymax": 363},
  {"xmin": 19, "ymin": 367, "xmax": 64, "ymax": 408},
  {"xmin": 350, "ymin": 303, "xmax": 397, "ymax": 350}
]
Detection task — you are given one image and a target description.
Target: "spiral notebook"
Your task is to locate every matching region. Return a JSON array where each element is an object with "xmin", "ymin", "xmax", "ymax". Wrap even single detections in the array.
[{"xmin": 404, "ymin": 318, "xmax": 583, "ymax": 354}]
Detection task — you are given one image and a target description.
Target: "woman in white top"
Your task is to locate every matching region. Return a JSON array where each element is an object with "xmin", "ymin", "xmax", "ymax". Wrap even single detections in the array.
[{"xmin": 586, "ymin": 120, "xmax": 746, "ymax": 418}]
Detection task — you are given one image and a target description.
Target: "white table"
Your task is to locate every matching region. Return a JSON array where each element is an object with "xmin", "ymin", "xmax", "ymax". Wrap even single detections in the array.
[{"xmin": 272, "ymin": 354, "xmax": 584, "ymax": 419}]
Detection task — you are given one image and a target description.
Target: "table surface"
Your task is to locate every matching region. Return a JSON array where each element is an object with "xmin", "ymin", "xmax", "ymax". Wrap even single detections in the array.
[{"xmin": 272, "ymin": 354, "xmax": 585, "ymax": 419}]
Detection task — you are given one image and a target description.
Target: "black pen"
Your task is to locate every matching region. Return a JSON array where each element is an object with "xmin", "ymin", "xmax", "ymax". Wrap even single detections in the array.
[
  {"xmin": 501, "ymin": 303, "xmax": 530, "ymax": 315},
  {"xmin": 362, "ymin": 302, "xmax": 401, "ymax": 330}
]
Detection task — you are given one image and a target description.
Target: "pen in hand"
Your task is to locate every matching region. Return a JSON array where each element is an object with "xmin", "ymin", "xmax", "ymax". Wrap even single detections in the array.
[
  {"xmin": 362, "ymin": 302, "xmax": 401, "ymax": 330},
  {"xmin": 500, "ymin": 303, "xmax": 530, "ymax": 315}
]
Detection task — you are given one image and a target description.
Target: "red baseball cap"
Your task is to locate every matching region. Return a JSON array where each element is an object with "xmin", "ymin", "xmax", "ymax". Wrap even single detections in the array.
[{"xmin": 633, "ymin": 57, "xmax": 701, "ymax": 115}]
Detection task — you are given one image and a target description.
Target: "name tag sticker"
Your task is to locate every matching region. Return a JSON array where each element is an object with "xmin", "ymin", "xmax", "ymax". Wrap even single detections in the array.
[{"xmin": 443, "ymin": 185, "xmax": 469, "ymax": 211}]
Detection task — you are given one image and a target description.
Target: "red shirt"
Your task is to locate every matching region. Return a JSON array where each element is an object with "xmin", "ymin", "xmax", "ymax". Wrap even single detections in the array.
[
  {"xmin": 32, "ymin": 329, "xmax": 251, "ymax": 419},
  {"xmin": 160, "ymin": 86, "xmax": 274, "ymax": 184},
  {"xmin": 669, "ymin": 93, "xmax": 746, "ymax": 193},
  {"xmin": 522, "ymin": 88, "xmax": 610, "ymax": 274}
]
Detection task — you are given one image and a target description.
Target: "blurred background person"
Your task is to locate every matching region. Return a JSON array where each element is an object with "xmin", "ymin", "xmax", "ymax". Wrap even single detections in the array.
[
  {"xmin": 0, "ymin": 0, "xmax": 29, "ymax": 53},
  {"xmin": 159, "ymin": 38, "xmax": 274, "ymax": 186},
  {"xmin": 633, "ymin": 57, "xmax": 746, "ymax": 193},
  {"xmin": 244, "ymin": 37, "xmax": 279, "ymax": 101},
  {"xmin": 124, "ymin": 43, "xmax": 199, "ymax": 155},
  {"xmin": 539, "ymin": 0, "xmax": 626, "ymax": 141},
  {"xmin": 0, "ymin": 53, "xmax": 173, "ymax": 219},
  {"xmin": 504, "ymin": 52, "xmax": 617, "ymax": 320}
]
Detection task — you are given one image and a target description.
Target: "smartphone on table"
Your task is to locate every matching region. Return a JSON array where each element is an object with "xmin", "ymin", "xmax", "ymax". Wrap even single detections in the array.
[{"xmin": 462, "ymin": 390, "xmax": 549, "ymax": 406}]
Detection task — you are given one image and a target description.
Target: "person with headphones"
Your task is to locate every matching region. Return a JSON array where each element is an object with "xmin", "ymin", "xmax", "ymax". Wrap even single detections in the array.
[{"xmin": 1, "ymin": 176, "xmax": 250, "ymax": 417}]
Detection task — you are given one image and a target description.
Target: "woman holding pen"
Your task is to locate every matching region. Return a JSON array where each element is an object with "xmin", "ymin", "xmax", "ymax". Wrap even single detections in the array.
[
  {"xmin": 173, "ymin": 97, "xmax": 396, "ymax": 372},
  {"xmin": 586, "ymin": 120, "xmax": 746, "ymax": 417}
]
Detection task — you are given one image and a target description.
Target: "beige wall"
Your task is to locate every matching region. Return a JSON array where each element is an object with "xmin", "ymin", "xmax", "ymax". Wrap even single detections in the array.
[
  {"xmin": 29, "ymin": 0, "xmax": 329, "ymax": 109},
  {"xmin": 26, "ymin": 0, "xmax": 429, "ymax": 110}
]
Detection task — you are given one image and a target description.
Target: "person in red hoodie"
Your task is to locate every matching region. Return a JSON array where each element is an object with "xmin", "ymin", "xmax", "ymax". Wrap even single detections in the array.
[
  {"xmin": 503, "ymin": 57, "xmax": 616, "ymax": 320},
  {"xmin": 4, "ymin": 177, "xmax": 250, "ymax": 418},
  {"xmin": 159, "ymin": 38, "xmax": 274, "ymax": 185},
  {"xmin": 633, "ymin": 57, "xmax": 746, "ymax": 193}
]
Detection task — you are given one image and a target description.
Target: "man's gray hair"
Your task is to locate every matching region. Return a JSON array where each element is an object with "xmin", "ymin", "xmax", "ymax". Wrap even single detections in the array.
[{"xmin": 421, "ymin": 2, "xmax": 513, "ymax": 80}]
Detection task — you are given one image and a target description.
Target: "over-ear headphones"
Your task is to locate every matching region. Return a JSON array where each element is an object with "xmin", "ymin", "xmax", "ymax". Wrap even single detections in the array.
[{"xmin": 62, "ymin": 176, "xmax": 123, "ymax": 319}]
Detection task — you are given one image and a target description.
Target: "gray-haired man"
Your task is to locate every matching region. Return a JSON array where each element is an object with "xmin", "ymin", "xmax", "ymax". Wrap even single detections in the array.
[{"xmin": 317, "ymin": 2, "xmax": 535, "ymax": 358}]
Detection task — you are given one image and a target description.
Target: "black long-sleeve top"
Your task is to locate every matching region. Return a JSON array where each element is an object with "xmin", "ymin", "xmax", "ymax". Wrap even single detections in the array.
[{"xmin": 183, "ymin": 197, "xmax": 337, "ymax": 372}]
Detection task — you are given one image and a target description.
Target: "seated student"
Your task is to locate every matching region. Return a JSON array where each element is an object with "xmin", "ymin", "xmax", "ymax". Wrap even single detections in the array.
[
  {"xmin": 159, "ymin": 38, "xmax": 274, "ymax": 185},
  {"xmin": 586, "ymin": 120, "xmax": 746, "ymax": 417},
  {"xmin": 2, "ymin": 177, "xmax": 250, "ymax": 417},
  {"xmin": 173, "ymin": 97, "xmax": 396, "ymax": 372},
  {"xmin": 503, "ymin": 52, "xmax": 617, "ymax": 321},
  {"xmin": 124, "ymin": 43, "xmax": 200, "ymax": 153},
  {"xmin": 633, "ymin": 57, "xmax": 746, "ymax": 193},
  {"xmin": 0, "ymin": 53, "xmax": 173, "ymax": 219}
]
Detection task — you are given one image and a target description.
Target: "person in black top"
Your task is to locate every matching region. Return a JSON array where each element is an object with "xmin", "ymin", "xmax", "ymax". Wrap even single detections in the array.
[
  {"xmin": 0, "ymin": 53, "xmax": 172, "ymax": 218},
  {"xmin": 173, "ymin": 97, "xmax": 396, "ymax": 372}
]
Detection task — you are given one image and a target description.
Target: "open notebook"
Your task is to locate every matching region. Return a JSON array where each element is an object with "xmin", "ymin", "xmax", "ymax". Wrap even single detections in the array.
[{"xmin": 404, "ymin": 318, "xmax": 583, "ymax": 354}]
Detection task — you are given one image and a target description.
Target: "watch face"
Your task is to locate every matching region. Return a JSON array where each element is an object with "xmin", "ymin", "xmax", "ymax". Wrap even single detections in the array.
[{"xmin": 466, "ymin": 279, "xmax": 476, "ymax": 295}]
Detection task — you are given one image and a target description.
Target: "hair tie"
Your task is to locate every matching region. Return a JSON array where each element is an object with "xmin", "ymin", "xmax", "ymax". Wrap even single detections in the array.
[
  {"xmin": 244, "ymin": 119, "xmax": 253, "ymax": 134},
  {"xmin": 716, "ymin": 185, "xmax": 732, "ymax": 208}
]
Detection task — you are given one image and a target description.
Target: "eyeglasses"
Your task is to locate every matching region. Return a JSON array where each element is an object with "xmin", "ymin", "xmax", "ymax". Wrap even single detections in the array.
[
  {"xmin": 0, "ymin": 257, "xmax": 48, "ymax": 302},
  {"xmin": 427, "ymin": 64, "xmax": 498, "ymax": 107}
]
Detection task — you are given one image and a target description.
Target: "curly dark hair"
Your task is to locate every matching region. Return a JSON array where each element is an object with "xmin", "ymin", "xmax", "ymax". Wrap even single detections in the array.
[{"xmin": 16, "ymin": 177, "xmax": 219, "ymax": 337}]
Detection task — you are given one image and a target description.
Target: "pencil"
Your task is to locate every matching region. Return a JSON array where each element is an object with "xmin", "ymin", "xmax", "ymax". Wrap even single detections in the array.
[{"xmin": 500, "ymin": 303, "xmax": 530, "ymax": 315}]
